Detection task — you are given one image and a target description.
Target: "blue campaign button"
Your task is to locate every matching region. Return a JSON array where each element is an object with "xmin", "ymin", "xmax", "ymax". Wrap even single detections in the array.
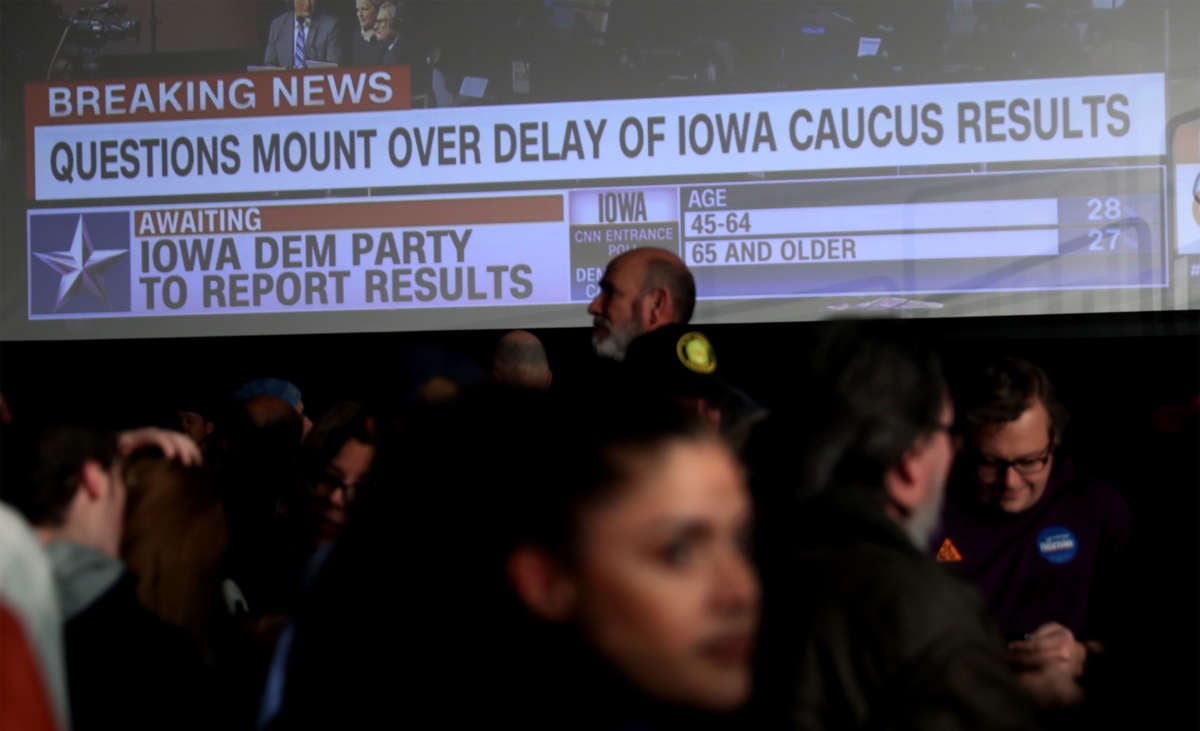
[{"xmin": 1036, "ymin": 526, "xmax": 1078, "ymax": 565}]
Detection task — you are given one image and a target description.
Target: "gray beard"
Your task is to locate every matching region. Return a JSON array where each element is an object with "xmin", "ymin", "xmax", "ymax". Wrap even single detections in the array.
[
  {"xmin": 592, "ymin": 333, "xmax": 626, "ymax": 360},
  {"xmin": 904, "ymin": 487, "xmax": 945, "ymax": 550},
  {"xmin": 591, "ymin": 321, "xmax": 641, "ymax": 361}
]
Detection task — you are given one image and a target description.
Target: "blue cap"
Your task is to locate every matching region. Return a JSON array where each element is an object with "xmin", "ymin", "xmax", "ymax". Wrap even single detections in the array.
[{"xmin": 233, "ymin": 377, "xmax": 302, "ymax": 408}]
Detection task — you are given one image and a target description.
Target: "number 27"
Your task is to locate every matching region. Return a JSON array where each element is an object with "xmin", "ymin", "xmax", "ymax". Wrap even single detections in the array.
[{"xmin": 1087, "ymin": 227, "xmax": 1121, "ymax": 251}]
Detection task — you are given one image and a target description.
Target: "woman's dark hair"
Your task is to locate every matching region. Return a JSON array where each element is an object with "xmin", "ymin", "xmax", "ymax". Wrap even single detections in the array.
[
  {"xmin": 357, "ymin": 381, "xmax": 710, "ymax": 563},
  {"xmin": 506, "ymin": 385, "xmax": 712, "ymax": 562},
  {"xmin": 121, "ymin": 449, "xmax": 227, "ymax": 664}
]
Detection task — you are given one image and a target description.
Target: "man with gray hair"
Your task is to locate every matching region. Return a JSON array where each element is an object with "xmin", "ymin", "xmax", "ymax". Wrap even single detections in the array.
[
  {"xmin": 375, "ymin": 1, "xmax": 417, "ymax": 67},
  {"xmin": 748, "ymin": 319, "xmax": 1036, "ymax": 730},
  {"xmin": 582, "ymin": 246, "xmax": 767, "ymax": 450},
  {"xmin": 586, "ymin": 247, "xmax": 695, "ymax": 361},
  {"xmin": 349, "ymin": 0, "xmax": 383, "ymax": 65}
]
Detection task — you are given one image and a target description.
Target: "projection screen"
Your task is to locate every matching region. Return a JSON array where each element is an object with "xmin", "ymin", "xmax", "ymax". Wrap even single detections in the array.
[{"xmin": 4, "ymin": 0, "xmax": 1197, "ymax": 340}]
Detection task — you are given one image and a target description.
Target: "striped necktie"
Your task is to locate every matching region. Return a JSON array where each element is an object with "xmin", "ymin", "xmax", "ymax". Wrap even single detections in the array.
[{"xmin": 294, "ymin": 18, "xmax": 307, "ymax": 69}]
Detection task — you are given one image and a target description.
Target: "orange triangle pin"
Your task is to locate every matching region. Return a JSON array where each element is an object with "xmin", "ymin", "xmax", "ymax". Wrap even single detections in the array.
[{"xmin": 936, "ymin": 538, "xmax": 963, "ymax": 563}]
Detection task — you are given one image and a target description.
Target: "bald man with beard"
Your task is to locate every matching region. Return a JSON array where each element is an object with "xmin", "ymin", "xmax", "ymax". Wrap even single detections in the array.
[
  {"xmin": 586, "ymin": 248, "xmax": 695, "ymax": 361},
  {"xmin": 581, "ymin": 247, "xmax": 766, "ymax": 450}
]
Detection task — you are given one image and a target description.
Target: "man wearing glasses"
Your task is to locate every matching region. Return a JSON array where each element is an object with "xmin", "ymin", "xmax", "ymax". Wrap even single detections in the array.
[{"xmin": 931, "ymin": 356, "xmax": 1132, "ymax": 717}]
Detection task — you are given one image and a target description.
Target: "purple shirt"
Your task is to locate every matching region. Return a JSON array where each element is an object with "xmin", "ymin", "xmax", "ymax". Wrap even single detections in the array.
[{"xmin": 931, "ymin": 456, "xmax": 1132, "ymax": 642}]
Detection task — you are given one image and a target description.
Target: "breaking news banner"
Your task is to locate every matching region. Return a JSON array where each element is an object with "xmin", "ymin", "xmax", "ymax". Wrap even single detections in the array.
[
  {"xmin": 26, "ymin": 193, "xmax": 566, "ymax": 319},
  {"xmin": 26, "ymin": 70, "xmax": 1165, "ymax": 201},
  {"xmin": 24, "ymin": 65, "xmax": 410, "ymax": 201}
]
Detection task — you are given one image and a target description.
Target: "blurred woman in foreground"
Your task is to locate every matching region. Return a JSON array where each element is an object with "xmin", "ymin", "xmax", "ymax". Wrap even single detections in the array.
[{"xmin": 267, "ymin": 384, "xmax": 759, "ymax": 730}]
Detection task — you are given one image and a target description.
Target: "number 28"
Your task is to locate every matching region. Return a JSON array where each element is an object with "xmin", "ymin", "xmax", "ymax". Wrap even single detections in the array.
[{"xmin": 1086, "ymin": 197, "xmax": 1123, "ymax": 221}]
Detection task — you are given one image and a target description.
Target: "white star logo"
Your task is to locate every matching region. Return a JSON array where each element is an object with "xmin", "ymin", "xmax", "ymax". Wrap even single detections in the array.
[{"xmin": 33, "ymin": 215, "xmax": 127, "ymax": 312}]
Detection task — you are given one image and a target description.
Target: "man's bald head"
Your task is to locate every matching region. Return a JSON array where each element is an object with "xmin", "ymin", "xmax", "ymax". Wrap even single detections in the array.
[
  {"xmin": 491, "ymin": 330, "xmax": 552, "ymax": 390},
  {"xmin": 586, "ymin": 248, "xmax": 695, "ymax": 360},
  {"xmin": 637, "ymin": 248, "xmax": 695, "ymax": 324}
]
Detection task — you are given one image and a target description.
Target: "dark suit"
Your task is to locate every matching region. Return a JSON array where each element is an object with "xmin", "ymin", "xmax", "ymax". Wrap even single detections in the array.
[
  {"xmin": 263, "ymin": 12, "xmax": 342, "ymax": 69},
  {"xmin": 380, "ymin": 32, "xmax": 418, "ymax": 68},
  {"xmin": 349, "ymin": 31, "xmax": 385, "ymax": 67}
]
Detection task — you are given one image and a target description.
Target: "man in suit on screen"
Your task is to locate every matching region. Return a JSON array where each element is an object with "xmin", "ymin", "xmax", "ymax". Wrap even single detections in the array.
[{"xmin": 264, "ymin": 0, "xmax": 343, "ymax": 69}]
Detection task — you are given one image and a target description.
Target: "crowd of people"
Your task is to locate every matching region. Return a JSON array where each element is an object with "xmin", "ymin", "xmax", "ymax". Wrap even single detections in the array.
[{"xmin": 0, "ymin": 245, "xmax": 1176, "ymax": 730}]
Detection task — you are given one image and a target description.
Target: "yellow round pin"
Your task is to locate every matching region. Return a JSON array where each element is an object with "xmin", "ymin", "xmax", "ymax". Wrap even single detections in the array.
[{"xmin": 676, "ymin": 331, "xmax": 716, "ymax": 374}]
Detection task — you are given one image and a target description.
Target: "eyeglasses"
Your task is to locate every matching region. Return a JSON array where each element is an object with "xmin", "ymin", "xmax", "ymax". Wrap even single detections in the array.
[
  {"xmin": 974, "ymin": 445, "xmax": 1052, "ymax": 479},
  {"xmin": 309, "ymin": 472, "xmax": 364, "ymax": 502}
]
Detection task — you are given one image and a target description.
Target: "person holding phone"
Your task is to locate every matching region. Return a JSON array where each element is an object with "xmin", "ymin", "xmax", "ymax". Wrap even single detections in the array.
[{"xmin": 931, "ymin": 356, "xmax": 1133, "ymax": 720}]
